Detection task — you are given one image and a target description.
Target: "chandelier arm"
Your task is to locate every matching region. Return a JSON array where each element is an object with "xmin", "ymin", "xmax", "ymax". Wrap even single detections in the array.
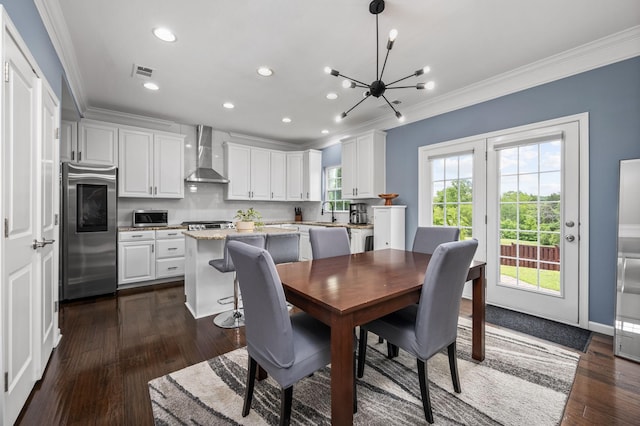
[
  {"xmin": 338, "ymin": 73, "xmax": 370, "ymax": 87},
  {"xmin": 386, "ymin": 72, "xmax": 417, "ymax": 86},
  {"xmin": 345, "ymin": 94, "xmax": 372, "ymax": 116},
  {"xmin": 381, "ymin": 94, "xmax": 399, "ymax": 113},
  {"xmin": 379, "ymin": 47, "xmax": 391, "ymax": 82},
  {"xmin": 376, "ymin": 12, "xmax": 380, "ymax": 80},
  {"xmin": 386, "ymin": 85, "xmax": 420, "ymax": 89}
]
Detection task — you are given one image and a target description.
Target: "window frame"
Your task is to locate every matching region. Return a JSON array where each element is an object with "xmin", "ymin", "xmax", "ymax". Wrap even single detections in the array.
[{"xmin": 324, "ymin": 165, "xmax": 350, "ymax": 212}]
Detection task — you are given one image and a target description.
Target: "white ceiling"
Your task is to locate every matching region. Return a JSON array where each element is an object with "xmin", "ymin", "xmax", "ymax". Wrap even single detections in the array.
[{"xmin": 50, "ymin": 0, "xmax": 640, "ymax": 145}]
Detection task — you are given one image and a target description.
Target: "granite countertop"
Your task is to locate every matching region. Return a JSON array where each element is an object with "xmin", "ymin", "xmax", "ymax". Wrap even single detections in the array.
[
  {"xmin": 265, "ymin": 221, "xmax": 373, "ymax": 230},
  {"xmin": 118, "ymin": 224, "xmax": 187, "ymax": 232},
  {"xmin": 183, "ymin": 227, "xmax": 299, "ymax": 240}
]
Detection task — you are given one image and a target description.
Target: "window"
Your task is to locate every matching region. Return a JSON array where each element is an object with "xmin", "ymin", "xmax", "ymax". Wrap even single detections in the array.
[{"xmin": 325, "ymin": 166, "xmax": 349, "ymax": 211}]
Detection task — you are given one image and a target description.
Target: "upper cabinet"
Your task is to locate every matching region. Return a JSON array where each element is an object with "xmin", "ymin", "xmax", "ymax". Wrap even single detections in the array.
[
  {"xmin": 225, "ymin": 143, "xmax": 321, "ymax": 202},
  {"xmin": 118, "ymin": 127, "xmax": 184, "ymax": 198},
  {"xmin": 286, "ymin": 150, "xmax": 322, "ymax": 202},
  {"xmin": 78, "ymin": 119, "xmax": 119, "ymax": 166},
  {"xmin": 342, "ymin": 130, "xmax": 386, "ymax": 199},
  {"xmin": 59, "ymin": 120, "xmax": 77, "ymax": 163}
]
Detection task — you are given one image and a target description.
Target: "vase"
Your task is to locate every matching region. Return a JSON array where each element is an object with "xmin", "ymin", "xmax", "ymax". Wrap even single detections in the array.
[{"xmin": 236, "ymin": 221, "xmax": 255, "ymax": 232}]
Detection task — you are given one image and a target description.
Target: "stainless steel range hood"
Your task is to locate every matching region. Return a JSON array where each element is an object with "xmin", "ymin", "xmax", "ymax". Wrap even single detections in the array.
[{"xmin": 185, "ymin": 125, "xmax": 229, "ymax": 183}]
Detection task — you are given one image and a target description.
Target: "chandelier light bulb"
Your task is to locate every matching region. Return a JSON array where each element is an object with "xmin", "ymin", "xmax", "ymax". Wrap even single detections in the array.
[
  {"xmin": 324, "ymin": 66, "xmax": 332, "ymax": 74},
  {"xmin": 335, "ymin": 112, "xmax": 347, "ymax": 122},
  {"xmin": 395, "ymin": 111, "xmax": 405, "ymax": 122},
  {"xmin": 342, "ymin": 79, "xmax": 356, "ymax": 89},
  {"xmin": 388, "ymin": 29, "xmax": 398, "ymax": 42},
  {"xmin": 425, "ymin": 81, "xmax": 435, "ymax": 90}
]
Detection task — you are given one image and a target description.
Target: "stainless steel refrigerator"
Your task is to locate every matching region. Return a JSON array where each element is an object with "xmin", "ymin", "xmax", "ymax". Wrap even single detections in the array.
[
  {"xmin": 61, "ymin": 163, "xmax": 117, "ymax": 300},
  {"xmin": 615, "ymin": 158, "xmax": 640, "ymax": 362}
]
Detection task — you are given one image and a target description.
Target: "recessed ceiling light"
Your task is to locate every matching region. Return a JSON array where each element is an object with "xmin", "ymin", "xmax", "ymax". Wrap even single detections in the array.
[
  {"xmin": 152, "ymin": 27, "xmax": 176, "ymax": 42},
  {"xmin": 143, "ymin": 82, "xmax": 159, "ymax": 91},
  {"xmin": 223, "ymin": 102, "xmax": 235, "ymax": 109},
  {"xmin": 282, "ymin": 117, "xmax": 292, "ymax": 123},
  {"xmin": 257, "ymin": 66, "xmax": 273, "ymax": 77},
  {"xmin": 321, "ymin": 129, "xmax": 329, "ymax": 134},
  {"xmin": 326, "ymin": 92, "xmax": 338, "ymax": 100}
]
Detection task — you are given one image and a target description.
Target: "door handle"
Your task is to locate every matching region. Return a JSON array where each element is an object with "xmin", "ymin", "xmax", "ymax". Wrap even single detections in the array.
[
  {"xmin": 565, "ymin": 220, "xmax": 575, "ymax": 227},
  {"xmin": 32, "ymin": 238, "xmax": 55, "ymax": 250},
  {"xmin": 565, "ymin": 235, "xmax": 575, "ymax": 242}
]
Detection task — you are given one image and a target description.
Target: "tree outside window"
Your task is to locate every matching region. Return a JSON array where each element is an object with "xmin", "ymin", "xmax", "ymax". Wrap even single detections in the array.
[{"xmin": 325, "ymin": 166, "xmax": 350, "ymax": 212}]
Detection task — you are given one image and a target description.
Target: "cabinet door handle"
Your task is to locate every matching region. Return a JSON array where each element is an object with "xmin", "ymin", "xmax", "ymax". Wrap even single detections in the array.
[
  {"xmin": 271, "ymin": 192, "xmax": 274, "ymax": 199},
  {"xmin": 168, "ymin": 247, "xmax": 178, "ymax": 250},
  {"xmin": 151, "ymin": 244, "xmax": 154, "ymax": 253},
  {"xmin": 149, "ymin": 186, "xmax": 153, "ymax": 194},
  {"xmin": 306, "ymin": 192, "xmax": 309, "ymax": 199},
  {"xmin": 132, "ymin": 235, "xmax": 143, "ymax": 238},
  {"xmin": 71, "ymin": 151, "xmax": 75, "ymax": 161},
  {"xmin": 168, "ymin": 266, "xmax": 178, "ymax": 270},
  {"xmin": 78, "ymin": 152, "xmax": 82, "ymax": 162},
  {"xmin": 167, "ymin": 233, "xmax": 177, "ymax": 236}
]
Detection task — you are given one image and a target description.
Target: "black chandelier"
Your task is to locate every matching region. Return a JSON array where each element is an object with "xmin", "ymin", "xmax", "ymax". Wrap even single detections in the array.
[{"xmin": 325, "ymin": 0, "xmax": 434, "ymax": 123}]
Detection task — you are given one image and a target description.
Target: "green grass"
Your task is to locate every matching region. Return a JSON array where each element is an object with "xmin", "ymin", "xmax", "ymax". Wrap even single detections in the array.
[{"xmin": 500, "ymin": 265, "xmax": 560, "ymax": 292}]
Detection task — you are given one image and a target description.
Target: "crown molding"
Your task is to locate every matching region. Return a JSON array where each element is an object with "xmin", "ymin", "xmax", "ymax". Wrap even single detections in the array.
[
  {"xmin": 83, "ymin": 107, "xmax": 179, "ymax": 129},
  {"xmin": 228, "ymin": 132, "xmax": 300, "ymax": 149},
  {"xmin": 34, "ymin": 0, "xmax": 87, "ymax": 113},
  {"xmin": 309, "ymin": 25, "xmax": 640, "ymax": 149}
]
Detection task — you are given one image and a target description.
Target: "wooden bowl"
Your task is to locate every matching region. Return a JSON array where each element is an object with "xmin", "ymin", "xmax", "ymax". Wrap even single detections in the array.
[{"xmin": 378, "ymin": 193, "xmax": 399, "ymax": 205}]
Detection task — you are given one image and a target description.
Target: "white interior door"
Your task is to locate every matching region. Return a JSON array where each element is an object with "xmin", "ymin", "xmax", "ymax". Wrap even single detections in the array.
[
  {"xmin": 38, "ymin": 83, "xmax": 60, "ymax": 374},
  {"xmin": 2, "ymin": 31, "xmax": 39, "ymax": 425},
  {"xmin": 487, "ymin": 122, "xmax": 580, "ymax": 324}
]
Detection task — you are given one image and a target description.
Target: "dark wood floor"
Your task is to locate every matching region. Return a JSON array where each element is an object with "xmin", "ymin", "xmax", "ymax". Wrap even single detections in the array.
[{"xmin": 17, "ymin": 283, "xmax": 640, "ymax": 425}]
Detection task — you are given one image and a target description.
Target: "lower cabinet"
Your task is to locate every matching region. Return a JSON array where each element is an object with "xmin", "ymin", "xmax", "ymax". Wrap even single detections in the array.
[
  {"xmin": 118, "ymin": 229, "xmax": 185, "ymax": 286},
  {"xmin": 350, "ymin": 228, "xmax": 374, "ymax": 254}
]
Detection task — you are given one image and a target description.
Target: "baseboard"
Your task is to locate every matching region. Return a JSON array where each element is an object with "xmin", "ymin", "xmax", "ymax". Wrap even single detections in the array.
[{"xmin": 589, "ymin": 321, "xmax": 614, "ymax": 336}]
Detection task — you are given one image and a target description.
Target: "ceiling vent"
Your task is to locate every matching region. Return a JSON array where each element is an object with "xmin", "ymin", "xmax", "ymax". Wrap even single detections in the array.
[{"xmin": 132, "ymin": 64, "xmax": 154, "ymax": 79}]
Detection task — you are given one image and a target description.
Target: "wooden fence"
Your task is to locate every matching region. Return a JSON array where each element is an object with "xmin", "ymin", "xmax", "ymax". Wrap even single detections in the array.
[{"xmin": 500, "ymin": 243, "xmax": 560, "ymax": 271}]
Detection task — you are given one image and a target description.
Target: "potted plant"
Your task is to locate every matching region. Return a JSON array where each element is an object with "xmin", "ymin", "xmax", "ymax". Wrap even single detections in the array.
[{"xmin": 234, "ymin": 207, "xmax": 263, "ymax": 232}]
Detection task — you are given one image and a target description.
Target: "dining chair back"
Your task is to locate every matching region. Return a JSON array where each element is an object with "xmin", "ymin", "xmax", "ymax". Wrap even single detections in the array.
[
  {"xmin": 357, "ymin": 239, "xmax": 478, "ymax": 423},
  {"xmin": 266, "ymin": 232, "xmax": 300, "ymax": 264},
  {"xmin": 412, "ymin": 226, "xmax": 460, "ymax": 254},
  {"xmin": 228, "ymin": 240, "xmax": 355, "ymax": 424},
  {"xmin": 208, "ymin": 233, "xmax": 266, "ymax": 328},
  {"xmin": 309, "ymin": 227, "xmax": 350, "ymax": 259}
]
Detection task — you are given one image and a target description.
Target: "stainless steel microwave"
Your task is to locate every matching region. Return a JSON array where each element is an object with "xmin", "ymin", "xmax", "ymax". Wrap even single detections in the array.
[{"xmin": 132, "ymin": 210, "xmax": 168, "ymax": 227}]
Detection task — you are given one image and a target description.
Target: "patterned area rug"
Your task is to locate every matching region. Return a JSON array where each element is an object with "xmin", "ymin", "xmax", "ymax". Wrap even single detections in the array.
[{"xmin": 149, "ymin": 318, "xmax": 579, "ymax": 425}]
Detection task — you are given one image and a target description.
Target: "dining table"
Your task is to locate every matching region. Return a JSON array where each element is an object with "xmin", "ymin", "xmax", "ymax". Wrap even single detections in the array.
[{"xmin": 276, "ymin": 248, "xmax": 486, "ymax": 425}]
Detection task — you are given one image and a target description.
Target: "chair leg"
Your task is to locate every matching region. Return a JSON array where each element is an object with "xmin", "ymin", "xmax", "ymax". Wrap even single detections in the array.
[
  {"xmin": 213, "ymin": 274, "xmax": 245, "ymax": 328},
  {"xmin": 387, "ymin": 342, "xmax": 399, "ymax": 358},
  {"xmin": 417, "ymin": 359, "xmax": 434, "ymax": 424},
  {"xmin": 243, "ymin": 356, "xmax": 257, "ymax": 417},
  {"xmin": 447, "ymin": 341, "xmax": 461, "ymax": 393},
  {"xmin": 378, "ymin": 336, "xmax": 384, "ymax": 344},
  {"xmin": 357, "ymin": 328, "xmax": 368, "ymax": 378},
  {"xmin": 279, "ymin": 386, "xmax": 293, "ymax": 426}
]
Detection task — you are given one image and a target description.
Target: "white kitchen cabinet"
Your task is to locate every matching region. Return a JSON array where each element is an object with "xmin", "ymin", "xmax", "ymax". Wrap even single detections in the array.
[
  {"xmin": 342, "ymin": 130, "xmax": 386, "ymax": 199},
  {"xmin": 155, "ymin": 229, "xmax": 185, "ymax": 278},
  {"xmin": 78, "ymin": 119, "xmax": 119, "ymax": 166},
  {"xmin": 286, "ymin": 152, "xmax": 304, "ymax": 201},
  {"xmin": 118, "ymin": 128, "xmax": 184, "ymax": 198},
  {"xmin": 373, "ymin": 205, "xmax": 406, "ymax": 250},
  {"xmin": 350, "ymin": 228, "xmax": 374, "ymax": 254},
  {"xmin": 250, "ymin": 147, "xmax": 271, "ymax": 200},
  {"xmin": 59, "ymin": 119, "xmax": 77, "ymax": 163},
  {"xmin": 118, "ymin": 231, "xmax": 156, "ymax": 284},
  {"xmin": 270, "ymin": 151, "xmax": 287, "ymax": 201},
  {"xmin": 286, "ymin": 150, "xmax": 322, "ymax": 201}
]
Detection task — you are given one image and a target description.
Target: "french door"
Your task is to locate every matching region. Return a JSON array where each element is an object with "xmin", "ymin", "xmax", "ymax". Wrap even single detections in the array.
[{"xmin": 419, "ymin": 115, "xmax": 587, "ymax": 325}]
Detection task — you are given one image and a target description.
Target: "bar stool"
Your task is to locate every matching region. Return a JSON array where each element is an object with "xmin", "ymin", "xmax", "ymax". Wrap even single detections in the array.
[
  {"xmin": 265, "ymin": 232, "xmax": 300, "ymax": 265},
  {"xmin": 209, "ymin": 233, "xmax": 266, "ymax": 328}
]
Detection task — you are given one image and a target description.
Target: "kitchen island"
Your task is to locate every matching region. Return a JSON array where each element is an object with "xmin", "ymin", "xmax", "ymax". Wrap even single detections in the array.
[{"xmin": 182, "ymin": 227, "xmax": 298, "ymax": 319}]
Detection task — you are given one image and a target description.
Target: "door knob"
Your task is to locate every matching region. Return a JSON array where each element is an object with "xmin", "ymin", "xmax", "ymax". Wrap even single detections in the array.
[
  {"xmin": 565, "ymin": 220, "xmax": 575, "ymax": 227},
  {"xmin": 565, "ymin": 235, "xmax": 575, "ymax": 242},
  {"xmin": 32, "ymin": 238, "xmax": 55, "ymax": 250}
]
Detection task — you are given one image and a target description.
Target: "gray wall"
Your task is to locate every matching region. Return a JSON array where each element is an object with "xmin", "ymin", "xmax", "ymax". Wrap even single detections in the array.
[
  {"xmin": 2, "ymin": 0, "xmax": 65, "ymax": 98},
  {"xmin": 384, "ymin": 56, "xmax": 640, "ymax": 326}
]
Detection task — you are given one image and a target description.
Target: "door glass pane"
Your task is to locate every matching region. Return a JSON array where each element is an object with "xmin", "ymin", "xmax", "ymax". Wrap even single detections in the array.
[
  {"xmin": 498, "ymin": 140, "xmax": 562, "ymax": 295},
  {"xmin": 430, "ymin": 153, "xmax": 473, "ymax": 238}
]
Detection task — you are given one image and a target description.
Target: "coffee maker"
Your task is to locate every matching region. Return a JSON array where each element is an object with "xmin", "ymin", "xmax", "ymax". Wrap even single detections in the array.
[{"xmin": 349, "ymin": 203, "xmax": 368, "ymax": 224}]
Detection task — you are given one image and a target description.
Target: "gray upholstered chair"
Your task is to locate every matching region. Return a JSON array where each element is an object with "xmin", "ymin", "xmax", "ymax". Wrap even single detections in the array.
[
  {"xmin": 357, "ymin": 239, "xmax": 478, "ymax": 423},
  {"xmin": 266, "ymin": 232, "xmax": 300, "ymax": 264},
  {"xmin": 208, "ymin": 233, "xmax": 266, "ymax": 328},
  {"xmin": 412, "ymin": 226, "xmax": 460, "ymax": 254},
  {"xmin": 227, "ymin": 241, "xmax": 356, "ymax": 425},
  {"xmin": 309, "ymin": 227, "xmax": 350, "ymax": 259}
]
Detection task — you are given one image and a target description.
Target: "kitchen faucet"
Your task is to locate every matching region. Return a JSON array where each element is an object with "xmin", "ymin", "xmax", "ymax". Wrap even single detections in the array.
[{"xmin": 321, "ymin": 201, "xmax": 337, "ymax": 223}]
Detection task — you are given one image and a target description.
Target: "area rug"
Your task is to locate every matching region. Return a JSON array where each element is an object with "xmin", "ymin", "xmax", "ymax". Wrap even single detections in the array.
[
  {"xmin": 486, "ymin": 305, "xmax": 592, "ymax": 352},
  {"xmin": 149, "ymin": 317, "xmax": 579, "ymax": 425}
]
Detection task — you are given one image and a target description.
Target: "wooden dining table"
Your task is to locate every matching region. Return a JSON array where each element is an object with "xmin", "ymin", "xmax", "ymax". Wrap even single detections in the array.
[{"xmin": 276, "ymin": 248, "xmax": 486, "ymax": 425}]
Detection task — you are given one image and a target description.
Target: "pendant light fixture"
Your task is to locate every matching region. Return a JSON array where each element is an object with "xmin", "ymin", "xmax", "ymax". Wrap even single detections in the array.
[{"xmin": 325, "ymin": 0, "xmax": 433, "ymax": 123}]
